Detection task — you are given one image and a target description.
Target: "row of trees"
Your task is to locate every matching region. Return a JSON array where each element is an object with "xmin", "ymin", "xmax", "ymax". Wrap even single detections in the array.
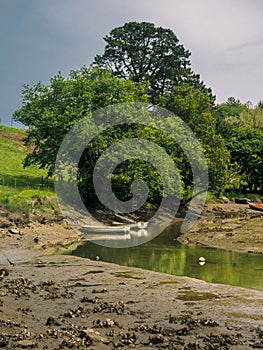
[
  {"xmin": 213, "ymin": 98, "xmax": 263, "ymax": 193},
  {"xmin": 13, "ymin": 22, "xmax": 262, "ymax": 209}
]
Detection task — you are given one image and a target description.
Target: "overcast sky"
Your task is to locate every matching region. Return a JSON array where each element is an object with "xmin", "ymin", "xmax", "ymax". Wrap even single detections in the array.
[{"xmin": 1, "ymin": 0, "xmax": 263, "ymax": 126}]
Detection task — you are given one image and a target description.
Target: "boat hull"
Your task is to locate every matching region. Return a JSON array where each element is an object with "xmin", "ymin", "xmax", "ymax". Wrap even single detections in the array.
[
  {"xmin": 234, "ymin": 198, "xmax": 250, "ymax": 204},
  {"xmin": 82, "ymin": 222, "xmax": 148, "ymax": 234},
  {"xmin": 248, "ymin": 203, "xmax": 263, "ymax": 212}
]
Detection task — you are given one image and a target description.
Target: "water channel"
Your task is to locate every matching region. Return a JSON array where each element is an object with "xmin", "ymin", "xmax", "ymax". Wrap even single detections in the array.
[{"xmin": 71, "ymin": 222, "xmax": 263, "ymax": 291}]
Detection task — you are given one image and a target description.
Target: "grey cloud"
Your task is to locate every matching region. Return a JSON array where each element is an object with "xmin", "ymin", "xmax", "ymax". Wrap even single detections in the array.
[{"xmin": 227, "ymin": 39, "xmax": 263, "ymax": 52}]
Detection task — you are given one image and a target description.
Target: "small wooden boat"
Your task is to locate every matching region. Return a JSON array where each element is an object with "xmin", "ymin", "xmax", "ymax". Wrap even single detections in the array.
[{"xmin": 248, "ymin": 202, "xmax": 263, "ymax": 212}]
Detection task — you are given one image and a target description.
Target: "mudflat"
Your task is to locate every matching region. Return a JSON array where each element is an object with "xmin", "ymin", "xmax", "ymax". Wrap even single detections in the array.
[{"xmin": 0, "ymin": 202, "xmax": 263, "ymax": 349}]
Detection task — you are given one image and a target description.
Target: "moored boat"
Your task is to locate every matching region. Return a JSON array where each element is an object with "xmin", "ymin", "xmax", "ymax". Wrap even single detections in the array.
[
  {"xmin": 82, "ymin": 225, "xmax": 131, "ymax": 233},
  {"xmin": 82, "ymin": 222, "xmax": 148, "ymax": 233},
  {"xmin": 234, "ymin": 197, "xmax": 251, "ymax": 204},
  {"xmin": 248, "ymin": 202, "xmax": 263, "ymax": 212}
]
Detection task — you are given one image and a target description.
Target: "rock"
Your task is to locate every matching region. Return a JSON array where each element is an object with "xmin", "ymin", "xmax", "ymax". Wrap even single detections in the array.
[
  {"xmin": 46, "ymin": 316, "xmax": 61, "ymax": 326},
  {"xmin": 0, "ymin": 334, "xmax": 8, "ymax": 347},
  {"xmin": 16, "ymin": 339, "xmax": 36, "ymax": 348},
  {"xmin": 80, "ymin": 328, "xmax": 109, "ymax": 344},
  {"xmin": 149, "ymin": 333, "xmax": 165, "ymax": 344},
  {"xmin": 9, "ymin": 228, "xmax": 20, "ymax": 235},
  {"xmin": 0, "ymin": 267, "xmax": 9, "ymax": 280},
  {"xmin": 0, "ymin": 218, "xmax": 11, "ymax": 228}
]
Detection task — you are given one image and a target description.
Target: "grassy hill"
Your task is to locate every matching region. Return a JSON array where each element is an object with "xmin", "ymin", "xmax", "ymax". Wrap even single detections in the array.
[
  {"xmin": 0, "ymin": 125, "xmax": 53, "ymax": 188},
  {"xmin": 0, "ymin": 125, "xmax": 59, "ymax": 224}
]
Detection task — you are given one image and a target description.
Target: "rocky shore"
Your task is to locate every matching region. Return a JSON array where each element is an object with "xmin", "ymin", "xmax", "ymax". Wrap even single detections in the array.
[{"xmin": 0, "ymin": 202, "xmax": 263, "ymax": 349}]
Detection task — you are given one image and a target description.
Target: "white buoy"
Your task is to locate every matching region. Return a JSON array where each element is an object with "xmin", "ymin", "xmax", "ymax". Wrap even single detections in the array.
[{"xmin": 199, "ymin": 257, "xmax": 206, "ymax": 262}]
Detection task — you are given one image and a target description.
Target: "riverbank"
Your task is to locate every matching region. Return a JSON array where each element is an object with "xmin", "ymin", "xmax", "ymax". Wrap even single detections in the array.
[
  {"xmin": 178, "ymin": 202, "xmax": 263, "ymax": 254},
  {"xmin": 0, "ymin": 202, "xmax": 263, "ymax": 349}
]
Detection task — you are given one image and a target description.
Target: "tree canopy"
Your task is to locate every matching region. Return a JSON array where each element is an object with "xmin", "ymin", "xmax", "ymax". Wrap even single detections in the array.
[
  {"xmin": 160, "ymin": 85, "xmax": 230, "ymax": 195},
  {"xmin": 13, "ymin": 66, "xmax": 148, "ymax": 176},
  {"xmin": 215, "ymin": 102, "xmax": 263, "ymax": 193},
  {"xmin": 95, "ymin": 21, "xmax": 214, "ymax": 104},
  {"xmin": 14, "ymin": 64, "xmax": 228, "ymax": 206}
]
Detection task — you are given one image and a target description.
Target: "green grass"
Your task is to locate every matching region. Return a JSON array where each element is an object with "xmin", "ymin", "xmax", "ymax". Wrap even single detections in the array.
[
  {"xmin": 0, "ymin": 125, "xmax": 58, "ymax": 222},
  {"xmin": 0, "ymin": 125, "xmax": 53, "ymax": 189}
]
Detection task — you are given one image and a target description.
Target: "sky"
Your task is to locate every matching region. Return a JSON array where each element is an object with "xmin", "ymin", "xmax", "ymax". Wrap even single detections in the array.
[{"xmin": 1, "ymin": 0, "xmax": 263, "ymax": 126}]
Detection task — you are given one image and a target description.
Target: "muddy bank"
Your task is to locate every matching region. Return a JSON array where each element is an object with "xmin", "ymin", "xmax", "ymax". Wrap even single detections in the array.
[
  {"xmin": 1, "ymin": 201, "xmax": 263, "ymax": 255},
  {"xmin": 178, "ymin": 203, "xmax": 263, "ymax": 254}
]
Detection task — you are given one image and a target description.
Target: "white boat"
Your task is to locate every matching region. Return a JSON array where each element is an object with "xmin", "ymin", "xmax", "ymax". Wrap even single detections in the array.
[
  {"xmin": 82, "ymin": 222, "xmax": 148, "ymax": 233},
  {"xmin": 130, "ymin": 228, "xmax": 148, "ymax": 237},
  {"xmin": 129, "ymin": 222, "xmax": 148, "ymax": 230},
  {"xmin": 82, "ymin": 225, "xmax": 131, "ymax": 233},
  {"xmin": 82, "ymin": 232, "xmax": 132, "ymax": 241}
]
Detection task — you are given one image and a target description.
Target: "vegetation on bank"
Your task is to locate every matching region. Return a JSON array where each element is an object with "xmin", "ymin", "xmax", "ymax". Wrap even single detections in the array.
[
  {"xmin": 0, "ymin": 125, "xmax": 59, "ymax": 224},
  {"xmin": 213, "ymin": 98, "xmax": 263, "ymax": 194}
]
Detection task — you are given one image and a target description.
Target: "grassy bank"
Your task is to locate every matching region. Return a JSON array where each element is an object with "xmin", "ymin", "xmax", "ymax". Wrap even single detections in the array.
[{"xmin": 0, "ymin": 125, "xmax": 59, "ymax": 224}]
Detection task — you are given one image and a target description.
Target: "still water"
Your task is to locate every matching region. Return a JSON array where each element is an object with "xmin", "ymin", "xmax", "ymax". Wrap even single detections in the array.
[{"xmin": 71, "ymin": 222, "xmax": 263, "ymax": 291}]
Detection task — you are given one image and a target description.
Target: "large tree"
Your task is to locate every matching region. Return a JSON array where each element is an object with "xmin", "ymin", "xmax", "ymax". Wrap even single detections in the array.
[
  {"xmin": 13, "ymin": 66, "xmax": 184, "ymax": 205},
  {"xmin": 95, "ymin": 21, "xmax": 214, "ymax": 103},
  {"xmin": 13, "ymin": 66, "xmax": 148, "ymax": 177}
]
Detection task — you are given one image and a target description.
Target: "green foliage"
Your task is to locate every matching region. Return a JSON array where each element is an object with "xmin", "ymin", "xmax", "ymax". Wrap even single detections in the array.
[
  {"xmin": 13, "ymin": 66, "xmax": 148, "ymax": 176},
  {"xmin": 212, "ymin": 97, "xmax": 263, "ymax": 194},
  {"xmin": 258, "ymin": 100, "xmax": 263, "ymax": 109},
  {"xmin": 238, "ymin": 108, "xmax": 263, "ymax": 131},
  {"xmin": 226, "ymin": 126, "xmax": 263, "ymax": 192},
  {"xmin": 213, "ymin": 97, "xmax": 248, "ymax": 130},
  {"xmin": 95, "ymin": 21, "xmax": 214, "ymax": 104},
  {"xmin": 160, "ymin": 85, "xmax": 230, "ymax": 196},
  {"xmin": 219, "ymin": 97, "xmax": 248, "ymax": 116},
  {"xmin": 77, "ymin": 113, "xmax": 187, "ymax": 204}
]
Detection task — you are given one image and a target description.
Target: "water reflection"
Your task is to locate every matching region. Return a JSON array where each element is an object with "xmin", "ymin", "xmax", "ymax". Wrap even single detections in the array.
[{"xmin": 71, "ymin": 222, "xmax": 263, "ymax": 291}]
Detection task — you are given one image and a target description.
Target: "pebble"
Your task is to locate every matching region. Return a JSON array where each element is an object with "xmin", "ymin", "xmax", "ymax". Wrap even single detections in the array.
[
  {"xmin": 16, "ymin": 339, "xmax": 36, "ymax": 348},
  {"xmin": 9, "ymin": 228, "xmax": 20, "ymax": 234},
  {"xmin": 80, "ymin": 328, "xmax": 109, "ymax": 344}
]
